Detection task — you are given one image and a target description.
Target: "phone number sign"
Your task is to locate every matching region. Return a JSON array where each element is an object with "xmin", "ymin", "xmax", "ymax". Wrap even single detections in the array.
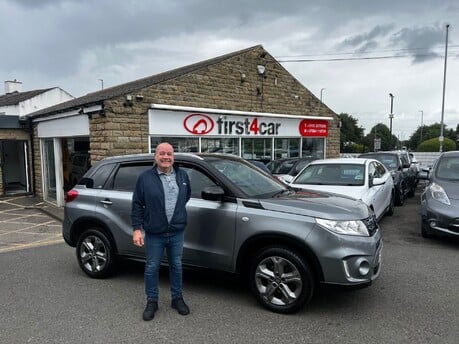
[{"xmin": 299, "ymin": 119, "xmax": 328, "ymax": 137}]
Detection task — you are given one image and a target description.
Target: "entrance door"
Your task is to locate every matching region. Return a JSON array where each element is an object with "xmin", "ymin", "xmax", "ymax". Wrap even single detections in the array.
[{"xmin": 1, "ymin": 140, "xmax": 29, "ymax": 195}]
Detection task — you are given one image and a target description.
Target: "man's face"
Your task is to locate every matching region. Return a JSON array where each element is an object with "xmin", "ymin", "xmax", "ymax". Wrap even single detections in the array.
[{"xmin": 155, "ymin": 143, "xmax": 174, "ymax": 173}]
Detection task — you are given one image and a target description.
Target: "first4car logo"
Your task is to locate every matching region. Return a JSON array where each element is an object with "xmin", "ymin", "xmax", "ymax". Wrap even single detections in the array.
[
  {"xmin": 183, "ymin": 114, "xmax": 281, "ymax": 135},
  {"xmin": 183, "ymin": 114, "xmax": 215, "ymax": 134}
]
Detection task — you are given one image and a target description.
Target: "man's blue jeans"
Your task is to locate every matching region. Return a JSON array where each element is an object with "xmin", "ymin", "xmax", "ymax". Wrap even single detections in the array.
[{"xmin": 144, "ymin": 231, "xmax": 184, "ymax": 301}]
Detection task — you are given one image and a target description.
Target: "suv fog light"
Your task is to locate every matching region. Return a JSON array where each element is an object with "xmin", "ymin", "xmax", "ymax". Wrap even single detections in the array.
[
  {"xmin": 356, "ymin": 258, "xmax": 370, "ymax": 276},
  {"xmin": 430, "ymin": 221, "xmax": 437, "ymax": 228}
]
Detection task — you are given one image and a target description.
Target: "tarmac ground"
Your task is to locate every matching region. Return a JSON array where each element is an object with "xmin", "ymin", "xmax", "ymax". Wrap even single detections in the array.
[{"xmin": 0, "ymin": 195, "xmax": 64, "ymax": 253}]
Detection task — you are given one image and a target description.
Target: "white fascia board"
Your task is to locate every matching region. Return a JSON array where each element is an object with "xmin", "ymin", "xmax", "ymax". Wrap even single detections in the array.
[
  {"xmin": 32, "ymin": 104, "xmax": 102, "ymax": 123},
  {"xmin": 150, "ymin": 103, "xmax": 334, "ymax": 121}
]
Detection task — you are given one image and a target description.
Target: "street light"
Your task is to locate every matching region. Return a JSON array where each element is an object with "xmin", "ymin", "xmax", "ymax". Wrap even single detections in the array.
[
  {"xmin": 389, "ymin": 93, "xmax": 394, "ymax": 144},
  {"xmin": 320, "ymin": 88, "xmax": 326, "ymax": 102},
  {"xmin": 440, "ymin": 24, "xmax": 450, "ymax": 153},
  {"xmin": 419, "ymin": 110, "xmax": 424, "ymax": 143}
]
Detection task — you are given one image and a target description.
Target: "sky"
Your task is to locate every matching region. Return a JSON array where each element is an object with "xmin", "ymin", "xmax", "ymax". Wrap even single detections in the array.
[{"xmin": 1, "ymin": 0, "xmax": 458, "ymax": 140}]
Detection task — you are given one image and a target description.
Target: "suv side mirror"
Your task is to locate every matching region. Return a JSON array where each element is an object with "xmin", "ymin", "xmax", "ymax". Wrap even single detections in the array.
[
  {"xmin": 202, "ymin": 186, "xmax": 225, "ymax": 201},
  {"xmin": 79, "ymin": 177, "xmax": 94, "ymax": 188}
]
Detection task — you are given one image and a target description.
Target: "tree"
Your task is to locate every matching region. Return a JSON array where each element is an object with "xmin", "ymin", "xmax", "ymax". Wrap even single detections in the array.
[
  {"xmin": 363, "ymin": 123, "xmax": 398, "ymax": 152},
  {"xmin": 407, "ymin": 123, "xmax": 456, "ymax": 150},
  {"xmin": 418, "ymin": 137, "xmax": 456, "ymax": 152},
  {"xmin": 339, "ymin": 113, "xmax": 365, "ymax": 153}
]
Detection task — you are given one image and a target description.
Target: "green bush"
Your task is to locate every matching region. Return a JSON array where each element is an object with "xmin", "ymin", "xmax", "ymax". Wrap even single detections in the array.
[{"xmin": 417, "ymin": 137, "xmax": 456, "ymax": 152}]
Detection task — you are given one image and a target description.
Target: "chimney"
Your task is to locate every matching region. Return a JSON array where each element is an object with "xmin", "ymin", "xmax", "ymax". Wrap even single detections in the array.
[{"xmin": 5, "ymin": 79, "xmax": 23, "ymax": 94}]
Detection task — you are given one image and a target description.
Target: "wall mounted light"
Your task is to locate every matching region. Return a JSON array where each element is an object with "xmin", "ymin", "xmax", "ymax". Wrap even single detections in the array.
[
  {"xmin": 124, "ymin": 94, "xmax": 133, "ymax": 107},
  {"xmin": 257, "ymin": 65, "xmax": 266, "ymax": 75},
  {"xmin": 240, "ymin": 73, "xmax": 246, "ymax": 83}
]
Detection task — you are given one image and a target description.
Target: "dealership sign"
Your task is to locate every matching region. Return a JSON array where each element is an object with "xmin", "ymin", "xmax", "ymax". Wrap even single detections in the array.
[
  {"xmin": 150, "ymin": 109, "xmax": 329, "ymax": 137},
  {"xmin": 299, "ymin": 119, "xmax": 328, "ymax": 137}
]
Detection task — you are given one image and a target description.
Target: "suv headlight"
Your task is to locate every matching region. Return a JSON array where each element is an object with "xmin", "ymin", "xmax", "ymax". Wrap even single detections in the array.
[
  {"xmin": 429, "ymin": 182, "xmax": 451, "ymax": 205},
  {"xmin": 316, "ymin": 218, "xmax": 369, "ymax": 236}
]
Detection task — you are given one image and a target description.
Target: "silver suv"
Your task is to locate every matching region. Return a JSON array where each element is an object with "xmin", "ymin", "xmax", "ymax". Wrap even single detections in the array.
[{"xmin": 63, "ymin": 153, "xmax": 382, "ymax": 313}]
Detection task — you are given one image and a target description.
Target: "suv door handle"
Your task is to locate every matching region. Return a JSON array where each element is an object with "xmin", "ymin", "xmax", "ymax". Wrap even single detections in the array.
[{"xmin": 100, "ymin": 199, "xmax": 113, "ymax": 205}]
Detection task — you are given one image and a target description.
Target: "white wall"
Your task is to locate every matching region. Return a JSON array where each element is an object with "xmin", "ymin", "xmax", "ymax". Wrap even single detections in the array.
[{"xmin": 0, "ymin": 87, "xmax": 73, "ymax": 116}]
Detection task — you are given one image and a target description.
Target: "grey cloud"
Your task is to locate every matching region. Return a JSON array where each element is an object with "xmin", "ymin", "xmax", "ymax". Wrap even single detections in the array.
[
  {"xmin": 340, "ymin": 24, "xmax": 395, "ymax": 48},
  {"xmin": 391, "ymin": 25, "xmax": 446, "ymax": 63}
]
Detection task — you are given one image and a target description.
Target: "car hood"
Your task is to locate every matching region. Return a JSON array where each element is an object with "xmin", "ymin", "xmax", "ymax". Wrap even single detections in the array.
[
  {"xmin": 290, "ymin": 184, "xmax": 366, "ymax": 201},
  {"xmin": 259, "ymin": 189, "xmax": 369, "ymax": 221}
]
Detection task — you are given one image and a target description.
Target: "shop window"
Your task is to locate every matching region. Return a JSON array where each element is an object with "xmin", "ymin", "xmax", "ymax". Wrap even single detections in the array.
[
  {"xmin": 201, "ymin": 138, "xmax": 239, "ymax": 155},
  {"xmin": 150, "ymin": 137, "xmax": 199, "ymax": 153},
  {"xmin": 274, "ymin": 138, "xmax": 300, "ymax": 159},
  {"xmin": 242, "ymin": 138, "xmax": 272, "ymax": 163},
  {"xmin": 302, "ymin": 138, "xmax": 325, "ymax": 159}
]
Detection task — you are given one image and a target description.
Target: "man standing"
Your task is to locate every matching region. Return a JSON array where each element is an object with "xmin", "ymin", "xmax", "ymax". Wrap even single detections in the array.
[{"xmin": 132, "ymin": 142, "xmax": 191, "ymax": 321}]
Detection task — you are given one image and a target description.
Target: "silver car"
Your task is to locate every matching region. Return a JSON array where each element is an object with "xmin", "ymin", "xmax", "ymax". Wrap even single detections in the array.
[
  {"xmin": 63, "ymin": 153, "xmax": 382, "ymax": 314},
  {"xmin": 419, "ymin": 151, "xmax": 459, "ymax": 238}
]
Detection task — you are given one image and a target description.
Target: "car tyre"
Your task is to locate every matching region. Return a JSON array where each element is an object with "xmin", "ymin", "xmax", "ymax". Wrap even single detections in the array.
[
  {"xmin": 386, "ymin": 192, "xmax": 395, "ymax": 216},
  {"xmin": 76, "ymin": 228, "xmax": 116, "ymax": 278},
  {"xmin": 395, "ymin": 185, "xmax": 405, "ymax": 206},
  {"xmin": 407, "ymin": 183, "xmax": 416, "ymax": 198},
  {"xmin": 249, "ymin": 246, "xmax": 314, "ymax": 314},
  {"xmin": 421, "ymin": 221, "xmax": 433, "ymax": 239}
]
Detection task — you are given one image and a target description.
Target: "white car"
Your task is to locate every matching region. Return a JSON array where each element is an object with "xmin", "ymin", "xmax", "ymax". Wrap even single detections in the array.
[{"xmin": 290, "ymin": 158, "xmax": 395, "ymax": 221}]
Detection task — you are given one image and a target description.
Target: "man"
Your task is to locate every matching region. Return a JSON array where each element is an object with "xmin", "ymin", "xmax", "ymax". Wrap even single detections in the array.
[{"xmin": 131, "ymin": 142, "xmax": 191, "ymax": 321}]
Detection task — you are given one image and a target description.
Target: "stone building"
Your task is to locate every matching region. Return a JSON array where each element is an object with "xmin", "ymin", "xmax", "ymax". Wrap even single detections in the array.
[{"xmin": 27, "ymin": 45, "xmax": 340, "ymax": 206}]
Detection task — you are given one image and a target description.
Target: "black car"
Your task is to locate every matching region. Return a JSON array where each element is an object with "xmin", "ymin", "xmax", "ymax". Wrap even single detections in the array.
[
  {"xmin": 359, "ymin": 151, "xmax": 416, "ymax": 206},
  {"xmin": 266, "ymin": 157, "xmax": 316, "ymax": 183}
]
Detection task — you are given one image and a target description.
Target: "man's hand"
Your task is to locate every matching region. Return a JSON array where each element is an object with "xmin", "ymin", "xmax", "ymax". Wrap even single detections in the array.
[{"xmin": 133, "ymin": 229, "xmax": 144, "ymax": 247}]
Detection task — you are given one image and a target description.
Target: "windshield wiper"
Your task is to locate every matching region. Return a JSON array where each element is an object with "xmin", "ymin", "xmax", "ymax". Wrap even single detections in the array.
[{"xmin": 272, "ymin": 188, "xmax": 294, "ymax": 198}]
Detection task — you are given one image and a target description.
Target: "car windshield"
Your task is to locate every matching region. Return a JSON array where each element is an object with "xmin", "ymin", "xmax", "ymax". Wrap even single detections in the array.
[
  {"xmin": 266, "ymin": 159, "xmax": 295, "ymax": 174},
  {"xmin": 363, "ymin": 154, "xmax": 398, "ymax": 171},
  {"xmin": 294, "ymin": 163, "xmax": 365, "ymax": 186},
  {"xmin": 436, "ymin": 157, "xmax": 459, "ymax": 180},
  {"xmin": 209, "ymin": 159, "xmax": 286, "ymax": 198}
]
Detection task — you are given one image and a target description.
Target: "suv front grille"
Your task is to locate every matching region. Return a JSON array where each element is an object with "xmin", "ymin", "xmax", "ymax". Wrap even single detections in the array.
[{"xmin": 362, "ymin": 215, "xmax": 378, "ymax": 236}]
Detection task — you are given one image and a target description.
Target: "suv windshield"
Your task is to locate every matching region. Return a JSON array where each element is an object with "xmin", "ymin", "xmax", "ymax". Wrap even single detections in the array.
[
  {"xmin": 436, "ymin": 157, "xmax": 459, "ymax": 180},
  {"xmin": 209, "ymin": 159, "xmax": 285, "ymax": 198}
]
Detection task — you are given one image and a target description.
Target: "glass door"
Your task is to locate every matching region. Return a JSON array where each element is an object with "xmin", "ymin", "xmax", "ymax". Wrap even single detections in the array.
[{"xmin": 43, "ymin": 139, "xmax": 57, "ymax": 203}]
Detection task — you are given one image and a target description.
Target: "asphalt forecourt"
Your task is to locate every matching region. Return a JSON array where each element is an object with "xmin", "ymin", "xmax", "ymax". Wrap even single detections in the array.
[{"xmin": 0, "ymin": 196, "xmax": 62, "ymax": 253}]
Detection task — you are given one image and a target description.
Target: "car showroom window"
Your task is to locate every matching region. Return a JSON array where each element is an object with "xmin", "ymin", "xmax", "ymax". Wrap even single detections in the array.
[{"xmin": 112, "ymin": 163, "xmax": 151, "ymax": 192}]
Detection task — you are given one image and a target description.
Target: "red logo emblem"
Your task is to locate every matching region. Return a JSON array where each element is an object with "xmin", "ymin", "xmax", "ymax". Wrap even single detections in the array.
[{"xmin": 183, "ymin": 114, "xmax": 215, "ymax": 135}]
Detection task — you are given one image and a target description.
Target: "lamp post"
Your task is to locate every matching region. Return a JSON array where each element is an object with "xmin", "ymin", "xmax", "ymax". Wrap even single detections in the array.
[
  {"xmin": 389, "ymin": 93, "xmax": 394, "ymax": 146},
  {"xmin": 440, "ymin": 24, "xmax": 450, "ymax": 153},
  {"xmin": 320, "ymin": 88, "xmax": 326, "ymax": 103},
  {"xmin": 419, "ymin": 110, "xmax": 424, "ymax": 143}
]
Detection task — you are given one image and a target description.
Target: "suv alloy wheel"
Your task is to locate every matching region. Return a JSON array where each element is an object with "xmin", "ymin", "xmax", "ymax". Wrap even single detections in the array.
[
  {"xmin": 249, "ymin": 246, "xmax": 314, "ymax": 313},
  {"xmin": 76, "ymin": 228, "xmax": 116, "ymax": 278}
]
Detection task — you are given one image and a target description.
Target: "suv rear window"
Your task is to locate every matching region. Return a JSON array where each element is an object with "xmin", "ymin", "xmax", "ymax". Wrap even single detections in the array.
[{"xmin": 112, "ymin": 163, "xmax": 151, "ymax": 191}]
